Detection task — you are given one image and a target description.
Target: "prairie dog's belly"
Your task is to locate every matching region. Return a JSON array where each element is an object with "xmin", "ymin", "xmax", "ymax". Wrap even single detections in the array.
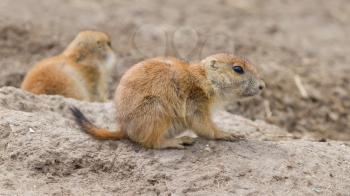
[{"xmin": 61, "ymin": 64, "xmax": 90, "ymax": 100}]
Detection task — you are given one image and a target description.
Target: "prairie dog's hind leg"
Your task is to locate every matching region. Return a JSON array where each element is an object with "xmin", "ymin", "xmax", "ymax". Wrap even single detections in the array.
[
  {"xmin": 124, "ymin": 95, "xmax": 192, "ymax": 149},
  {"xmin": 22, "ymin": 65, "xmax": 86, "ymax": 100},
  {"xmin": 131, "ymin": 125, "xmax": 194, "ymax": 149},
  {"xmin": 158, "ymin": 138, "xmax": 186, "ymax": 149},
  {"xmin": 176, "ymin": 136, "xmax": 194, "ymax": 145},
  {"xmin": 153, "ymin": 125, "xmax": 194, "ymax": 149}
]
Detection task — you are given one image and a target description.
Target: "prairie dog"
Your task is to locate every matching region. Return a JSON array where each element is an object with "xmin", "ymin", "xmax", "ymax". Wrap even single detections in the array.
[
  {"xmin": 71, "ymin": 53, "xmax": 265, "ymax": 149},
  {"xmin": 21, "ymin": 31, "xmax": 116, "ymax": 102}
]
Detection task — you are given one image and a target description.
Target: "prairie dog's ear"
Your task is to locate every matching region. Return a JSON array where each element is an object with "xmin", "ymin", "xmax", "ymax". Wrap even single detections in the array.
[
  {"xmin": 202, "ymin": 58, "xmax": 217, "ymax": 70},
  {"xmin": 209, "ymin": 60, "xmax": 217, "ymax": 69}
]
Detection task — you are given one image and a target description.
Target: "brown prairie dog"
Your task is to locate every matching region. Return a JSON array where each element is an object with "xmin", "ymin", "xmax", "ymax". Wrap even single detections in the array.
[
  {"xmin": 21, "ymin": 31, "xmax": 116, "ymax": 102},
  {"xmin": 71, "ymin": 53, "xmax": 265, "ymax": 149}
]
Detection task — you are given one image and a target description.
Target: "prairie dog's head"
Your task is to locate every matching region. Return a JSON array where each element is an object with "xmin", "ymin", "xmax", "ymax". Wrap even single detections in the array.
[
  {"xmin": 201, "ymin": 53, "xmax": 265, "ymax": 101},
  {"xmin": 63, "ymin": 31, "xmax": 116, "ymax": 70}
]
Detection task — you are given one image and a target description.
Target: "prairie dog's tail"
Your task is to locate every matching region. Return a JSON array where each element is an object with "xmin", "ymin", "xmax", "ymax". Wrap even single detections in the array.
[{"xmin": 70, "ymin": 106, "xmax": 124, "ymax": 140}]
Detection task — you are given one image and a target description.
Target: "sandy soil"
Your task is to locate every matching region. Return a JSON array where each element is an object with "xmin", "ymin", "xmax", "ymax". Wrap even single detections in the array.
[
  {"xmin": 0, "ymin": 0, "xmax": 350, "ymax": 140},
  {"xmin": 1, "ymin": 87, "xmax": 350, "ymax": 195}
]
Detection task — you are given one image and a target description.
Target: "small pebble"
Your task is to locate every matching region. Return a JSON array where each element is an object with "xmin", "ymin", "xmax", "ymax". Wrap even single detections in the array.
[
  {"xmin": 29, "ymin": 128, "xmax": 35, "ymax": 133},
  {"xmin": 312, "ymin": 187, "xmax": 322, "ymax": 193},
  {"xmin": 204, "ymin": 144, "xmax": 211, "ymax": 152}
]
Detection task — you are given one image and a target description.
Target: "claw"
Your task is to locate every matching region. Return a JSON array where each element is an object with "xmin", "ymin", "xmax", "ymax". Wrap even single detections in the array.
[{"xmin": 216, "ymin": 131, "xmax": 245, "ymax": 142}]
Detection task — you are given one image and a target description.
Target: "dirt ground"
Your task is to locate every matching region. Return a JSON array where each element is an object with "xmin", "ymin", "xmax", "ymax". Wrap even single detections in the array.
[
  {"xmin": 1, "ymin": 0, "xmax": 349, "ymax": 140},
  {"xmin": 1, "ymin": 87, "xmax": 350, "ymax": 195}
]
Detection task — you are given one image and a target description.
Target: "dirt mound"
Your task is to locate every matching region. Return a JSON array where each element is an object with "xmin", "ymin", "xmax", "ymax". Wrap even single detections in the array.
[
  {"xmin": 1, "ymin": 87, "xmax": 350, "ymax": 195},
  {"xmin": 1, "ymin": 0, "xmax": 350, "ymax": 140}
]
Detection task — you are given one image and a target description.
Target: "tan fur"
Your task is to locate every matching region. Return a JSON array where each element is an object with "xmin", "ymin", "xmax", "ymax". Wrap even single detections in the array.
[
  {"xmin": 71, "ymin": 53, "xmax": 265, "ymax": 149},
  {"xmin": 21, "ymin": 31, "xmax": 116, "ymax": 102}
]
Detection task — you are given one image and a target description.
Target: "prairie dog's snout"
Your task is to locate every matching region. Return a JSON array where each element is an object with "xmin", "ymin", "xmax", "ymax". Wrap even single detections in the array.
[
  {"xmin": 103, "ymin": 50, "xmax": 117, "ymax": 71},
  {"xmin": 97, "ymin": 39, "xmax": 116, "ymax": 72},
  {"xmin": 242, "ymin": 77, "xmax": 265, "ymax": 97},
  {"xmin": 259, "ymin": 80, "xmax": 265, "ymax": 90},
  {"xmin": 241, "ymin": 73, "xmax": 265, "ymax": 97}
]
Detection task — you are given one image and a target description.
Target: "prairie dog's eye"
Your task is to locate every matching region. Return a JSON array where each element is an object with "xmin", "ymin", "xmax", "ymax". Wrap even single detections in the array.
[
  {"xmin": 107, "ymin": 41, "xmax": 112, "ymax": 47},
  {"xmin": 232, "ymin": 65, "xmax": 244, "ymax": 74},
  {"xmin": 96, "ymin": 41, "xmax": 103, "ymax": 49}
]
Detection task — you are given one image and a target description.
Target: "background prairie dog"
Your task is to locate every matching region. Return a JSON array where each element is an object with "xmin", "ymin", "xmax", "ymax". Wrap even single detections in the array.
[
  {"xmin": 21, "ymin": 31, "xmax": 116, "ymax": 102},
  {"xmin": 71, "ymin": 53, "xmax": 265, "ymax": 149}
]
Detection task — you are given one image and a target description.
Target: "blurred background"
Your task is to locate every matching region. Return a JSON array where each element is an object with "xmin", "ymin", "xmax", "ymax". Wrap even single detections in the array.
[{"xmin": 0, "ymin": 0, "xmax": 349, "ymax": 140}]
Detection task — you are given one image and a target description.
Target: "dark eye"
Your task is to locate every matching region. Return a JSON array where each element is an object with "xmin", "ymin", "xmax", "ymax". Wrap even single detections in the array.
[
  {"xmin": 232, "ymin": 65, "xmax": 244, "ymax": 74},
  {"xmin": 107, "ymin": 41, "xmax": 112, "ymax": 47}
]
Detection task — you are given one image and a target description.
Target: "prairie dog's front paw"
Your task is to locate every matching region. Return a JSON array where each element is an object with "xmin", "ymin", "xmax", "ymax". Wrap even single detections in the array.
[{"xmin": 215, "ymin": 131, "xmax": 245, "ymax": 142}]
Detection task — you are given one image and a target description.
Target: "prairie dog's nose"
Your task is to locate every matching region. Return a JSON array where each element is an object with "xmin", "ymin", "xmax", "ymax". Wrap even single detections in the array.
[{"xmin": 258, "ymin": 80, "xmax": 265, "ymax": 90}]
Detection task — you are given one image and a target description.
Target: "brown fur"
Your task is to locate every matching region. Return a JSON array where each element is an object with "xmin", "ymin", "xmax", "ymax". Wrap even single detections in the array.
[
  {"xmin": 21, "ymin": 31, "xmax": 116, "ymax": 102},
  {"xmin": 71, "ymin": 53, "xmax": 265, "ymax": 149}
]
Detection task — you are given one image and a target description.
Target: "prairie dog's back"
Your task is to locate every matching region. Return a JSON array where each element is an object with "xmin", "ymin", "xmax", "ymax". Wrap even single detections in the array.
[{"xmin": 114, "ymin": 57, "xmax": 193, "ymax": 117}]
